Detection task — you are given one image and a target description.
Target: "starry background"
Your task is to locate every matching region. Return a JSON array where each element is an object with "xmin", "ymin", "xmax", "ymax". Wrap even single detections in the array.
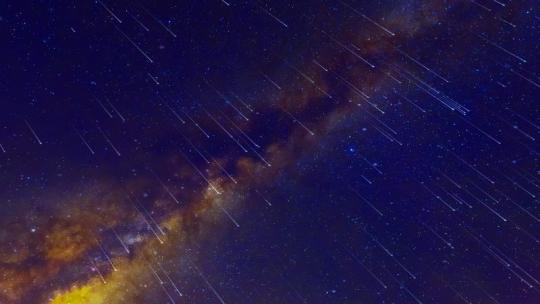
[{"xmin": 1, "ymin": 0, "xmax": 540, "ymax": 303}]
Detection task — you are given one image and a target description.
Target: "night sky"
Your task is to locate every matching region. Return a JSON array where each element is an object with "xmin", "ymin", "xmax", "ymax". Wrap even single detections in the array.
[{"xmin": 1, "ymin": 0, "xmax": 540, "ymax": 303}]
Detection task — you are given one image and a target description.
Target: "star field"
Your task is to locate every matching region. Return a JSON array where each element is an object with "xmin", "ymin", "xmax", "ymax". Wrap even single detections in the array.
[{"xmin": 1, "ymin": 1, "xmax": 540, "ymax": 303}]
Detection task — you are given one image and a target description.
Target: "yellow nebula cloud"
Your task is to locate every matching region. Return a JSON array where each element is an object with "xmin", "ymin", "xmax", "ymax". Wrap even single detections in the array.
[
  {"xmin": 50, "ymin": 284, "xmax": 97, "ymax": 304},
  {"xmin": 49, "ymin": 257, "xmax": 145, "ymax": 304},
  {"xmin": 45, "ymin": 220, "xmax": 97, "ymax": 263},
  {"xmin": 47, "ymin": 175, "xmax": 245, "ymax": 304}
]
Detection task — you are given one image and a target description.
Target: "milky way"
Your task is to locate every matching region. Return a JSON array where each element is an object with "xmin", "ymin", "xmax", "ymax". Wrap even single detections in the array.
[{"xmin": 1, "ymin": 0, "xmax": 540, "ymax": 303}]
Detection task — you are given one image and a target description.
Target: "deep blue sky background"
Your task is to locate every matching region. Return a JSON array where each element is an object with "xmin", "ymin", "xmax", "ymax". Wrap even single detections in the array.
[{"xmin": 1, "ymin": 0, "xmax": 540, "ymax": 303}]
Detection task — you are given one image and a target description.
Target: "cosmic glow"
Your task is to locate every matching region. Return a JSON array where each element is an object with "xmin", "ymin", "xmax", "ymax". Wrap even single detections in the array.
[{"xmin": 1, "ymin": 0, "xmax": 539, "ymax": 303}]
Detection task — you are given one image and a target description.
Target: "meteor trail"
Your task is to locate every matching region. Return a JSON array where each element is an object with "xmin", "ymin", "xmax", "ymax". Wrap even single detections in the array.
[
  {"xmin": 75, "ymin": 128, "xmax": 95, "ymax": 155},
  {"xmin": 188, "ymin": 259, "xmax": 227, "ymax": 304},
  {"xmin": 140, "ymin": 5, "xmax": 177, "ymax": 38},
  {"xmin": 259, "ymin": 5, "xmax": 288, "ymax": 28},
  {"xmin": 97, "ymin": 125, "xmax": 121, "ymax": 156},
  {"xmin": 127, "ymin": 10, "xmax": 150, "ymax": 32},
  {"xmin": 114, "ymin": 25, "xmax": 154, "ymax": 63},
  {"xmin": 337, "ymin": 0, "xmax": 396, "ymax": 36},
  {"xmin": 24, "ymin": 120, "xmax": 42, "ymax": 145},
  {"xmin": 97, "ymin": 0, "xmax": 122, "ymax": 24}
]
